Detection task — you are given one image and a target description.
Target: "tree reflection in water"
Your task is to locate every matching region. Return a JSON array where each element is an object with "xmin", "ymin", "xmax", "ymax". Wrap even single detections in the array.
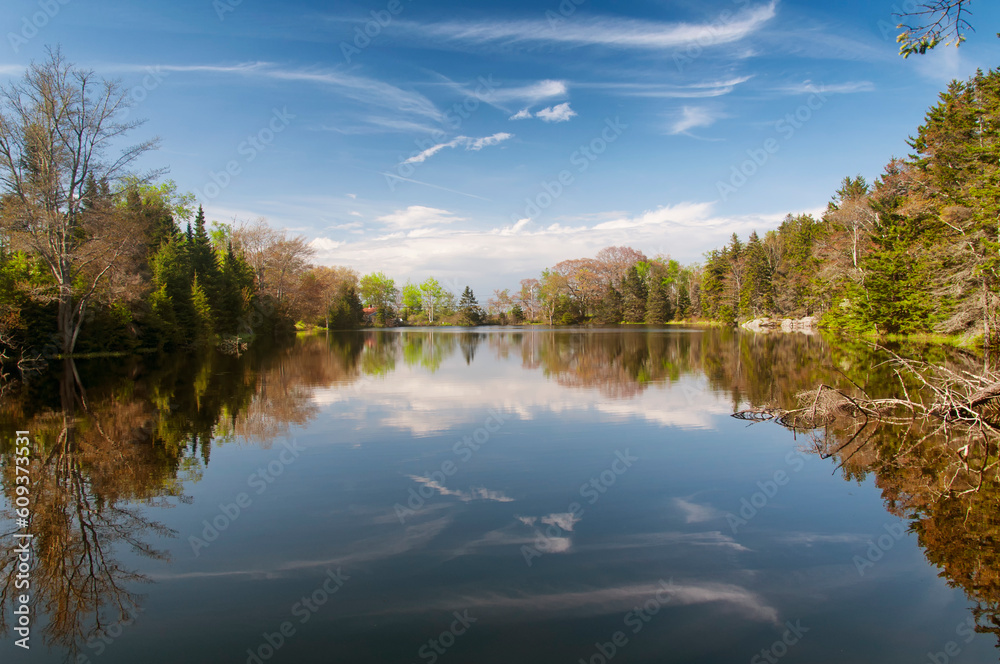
[{"xmin": 0, "ymin": 329, "xmax": 997, "ymax": 653}]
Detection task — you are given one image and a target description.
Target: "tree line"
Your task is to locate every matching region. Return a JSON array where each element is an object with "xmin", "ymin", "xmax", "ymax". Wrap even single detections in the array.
[
  {"xmin": 506, "ymin": 66, "xmax": 1000, "ymax": 346},
  {"xmin": 4, "ymin": 50, "xmax": 1000, "ymax": 369}
]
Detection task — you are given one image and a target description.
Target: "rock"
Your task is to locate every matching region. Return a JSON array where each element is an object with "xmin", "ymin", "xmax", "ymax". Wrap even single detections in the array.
[{"xmin": 742, "ymin": 316, "xmax": 818, "ymax": 334}]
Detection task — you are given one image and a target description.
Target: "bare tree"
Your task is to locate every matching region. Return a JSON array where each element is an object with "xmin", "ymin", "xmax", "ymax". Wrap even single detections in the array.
[{"xmin": 0, "ymin": 48, "xmax": 158, "ymax": 355}]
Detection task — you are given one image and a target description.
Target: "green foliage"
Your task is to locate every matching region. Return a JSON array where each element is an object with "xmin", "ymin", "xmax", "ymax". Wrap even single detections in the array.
[
  {"xmin": 458, "ymin": 286, "xmax": 484, "ymax": 326},
  {"xmin": 595, "ymin": 285, "xmax": 623, "ymax": 324},
  {"xmin": 191, "ymin": 273, "xmax": 214, "ymax": 344},
  {"xmin": 359, "ymin": 272, "xmax": 397, "ymax": 326},
  {"xmin": 328, "ymin": 285, "xmax": 364, "ymax": 329},
  {"xmin": 621, "ymin": 266, "xmax": 647, "ymax": 323}
]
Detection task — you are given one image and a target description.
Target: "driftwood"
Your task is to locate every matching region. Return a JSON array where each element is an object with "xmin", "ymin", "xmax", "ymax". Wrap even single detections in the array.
[{"xmin": 734, "ymin": 345, "xmax": 1000, "ymax": 435}]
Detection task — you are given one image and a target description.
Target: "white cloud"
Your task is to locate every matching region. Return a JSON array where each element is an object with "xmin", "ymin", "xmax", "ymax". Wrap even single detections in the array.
[
  {"xmin": 509, "ymin": 108, "xmax": 533, "ymax": 120},
  {"xmin": 468, "ymin": 132, "xmax": 513, "ymax": 150},
  {"xmin": 536, "ymin": 102, "xmax": 577, "ymax": 123},
  {"xmin": 582, "ymin": 76, "xmax": 753, "ymax": 99},
  {"xmin": 403, "ymin": 2, "xmax": 776, "ymax": 50},
  {"xmin": 310, "ymin": 238, "xmax": 344, "ymax": 252},
  {"xmin": 308, "ymin": 200, "xmax": 819, "ymax": 295},
  {"xmin": 403, "ymin": 138, "xmax": 466, "ymax": 165},
  {"xmin": 409, "ymin": 476, "xmax": 515, "ymax": 503},
  {"xmin": 777, "ymin": 80, "xmax": 875, "ymax": 95},
  {"xmin": 117, "ymin": 61, "xmax": 443, "ymax": 124},
  {"xmin": 401, "ymin": 132, "xmax": 513, "ymax": 164},
  {"xmin": 376, "ymin": 205, "xmax": 467, "ymax": 230},
  {"xmin": 670, "ymin": 106, "xmax": 723, "ymax": 135},
  {"xmin": 487, "ymin": 79, "xmax": 568, "ymax": 104}
]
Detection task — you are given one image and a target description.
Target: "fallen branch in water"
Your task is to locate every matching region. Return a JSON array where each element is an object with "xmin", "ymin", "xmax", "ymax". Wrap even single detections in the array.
[{"xmin": 734, "ymin": 345, "xmax": 1000, "ymax": 436}]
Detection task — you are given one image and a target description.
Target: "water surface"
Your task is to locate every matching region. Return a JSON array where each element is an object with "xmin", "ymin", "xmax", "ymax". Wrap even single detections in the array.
[{"xmin": 1, "ymin": 328, "xmax": 997, "ymax": 662}]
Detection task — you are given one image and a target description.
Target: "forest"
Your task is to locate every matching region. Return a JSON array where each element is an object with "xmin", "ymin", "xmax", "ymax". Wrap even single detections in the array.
[{"xmin": 3, "ymin": 51, "xmax": 1000, "ymax": 374}]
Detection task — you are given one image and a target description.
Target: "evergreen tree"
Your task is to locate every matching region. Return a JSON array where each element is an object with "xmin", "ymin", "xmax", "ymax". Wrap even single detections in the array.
[
  {"xmin": 595, "ymin": 285, "xmax": 623, "ymax": 324},
  {"xmin": 740, "ymin": 231, "xmax": 774, "ymax": 317},
  {"xmin": 191, "ymin": 273, "xmax": 214, "ymax": 343},
  {"xmin": 216, "ymin": 242, "xmax": 255, "ymax": 335},
  {"xmin": 700, "ymin": 250, "xmax": 728, "ymax": 320},
  {"xmin": 189, "ymin": 206, "xmax": 221, "ymax": 309},
  {"xmin": 851, "ymin": 185, "xmax": 938, "ymax": 335},
  {"xmin": 458, "ymin": 286, "xmax": 483, "ymax": 326},
  {"xmin": 645, "ymin": 281, "xmax": 671, "ymax": 325},
  {"xmin": 328, "ymin": 285, "xmax": 364, "ymax": 329},
  {"xmin": 621, "ymin": 266, "xmax": 647, "ymax": 323},
  {"xmin": 676, "ymin": 284, "xmax": 691, "ymax": 320},
  {"xmin": 150, "ymin": 238, "xmax": 194, "ymax": 337}
]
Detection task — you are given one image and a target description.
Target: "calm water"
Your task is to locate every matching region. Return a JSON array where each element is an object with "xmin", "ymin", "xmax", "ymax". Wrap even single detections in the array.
[{"xmin": 1, "ymin": 328, "xmax": 997, "ymax": 663}]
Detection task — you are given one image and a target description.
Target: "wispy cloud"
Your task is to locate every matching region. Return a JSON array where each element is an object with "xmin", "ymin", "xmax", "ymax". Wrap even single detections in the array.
[
  {"xmin": 401, "ymin": 132, "xmax": 513, "ymax": 164},
  {"xmin": 776, "ymin": 80, "xmax": 875, "ymax": 95},
  {"xmin": 669, "ymin": 107, "xmax": 723, "ymax": 135},
  {"xmin": 435, "ymin": 75, "xmax": 568, "ymax": 112},
  {"xmin": 376, "ymin": 206, "xmax": 467, "ymax": 230},
  {"xmin": 509, "ymin": 108, "xmax": 533, "ymax": 120},
  {"xmin": 379, "ymin": 172, "xmax": 492, "ymax": 201},
  {"xmin": 536, "ymin": 102, "xmax": 577, "ymax": 123},
  {"xmin": 115, "ymin": 61, "xmax": 443, "ymax": 121},
  {"xmin": 582, "ymin": 76, "xmax": 753, "ymax": 99},
  {"xmin": 401, "ymin": 2, "xmax": 776, "ymax": 51}
]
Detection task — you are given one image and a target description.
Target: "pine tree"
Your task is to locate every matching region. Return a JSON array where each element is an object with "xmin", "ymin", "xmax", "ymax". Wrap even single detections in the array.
[
  {"xmin": 216, "ymin": 242, "xmax": 255, "ymax": 335},
  {"xmin": 676, "ymin": 284, "xmax": 691, "ymax": 320},
  {"xmin": 191, "ymin": 273, "xmax": 214, "ymax": 343},
  {"xmin": 328, "ymin": 285, "xmax": 364, "ymax": 329},
  {"xmin": 188, "ymin": 206, "xmax": 221, "ymax": 311},
  {"xmin": 151, "ymin": 238, "xmax": 195, "ymax": 336},
  {"xmin": 621, "ymin": 266, "xmax": 647, "ymax": 323},
  {"xmin": 458, "ymin": 286, "xmax": 483, "ymax": 326},
  {"xmin": 645, "ymin": 281, "xmax": 671, "ymax": 325},
  {"xmin": 740, "ymin": 231, "xmax": 774, "ymax": 317},
  {"xmin": 595, "ymin": 285, "xmax": 623, "ymax": 324},
  {"xmin": 842, "ymin": 172, "xmax": 938, "ymax": 336}
]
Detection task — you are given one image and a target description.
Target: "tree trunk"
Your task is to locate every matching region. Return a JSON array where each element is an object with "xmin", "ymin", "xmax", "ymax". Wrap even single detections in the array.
[{"xmin": 58, "ymin": 285, "xmax": 74, "ymax": 356}]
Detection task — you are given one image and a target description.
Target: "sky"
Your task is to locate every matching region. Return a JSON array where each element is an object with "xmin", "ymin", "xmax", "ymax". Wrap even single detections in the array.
[{"xmin": 2, "ymin": 0, "xmax": 999, "ymax": 296}]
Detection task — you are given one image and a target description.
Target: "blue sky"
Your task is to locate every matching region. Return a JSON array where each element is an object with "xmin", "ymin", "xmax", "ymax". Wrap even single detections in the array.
[{"xmin": 2, "ymin": 0, "xmax": 999, "ymax": 294}]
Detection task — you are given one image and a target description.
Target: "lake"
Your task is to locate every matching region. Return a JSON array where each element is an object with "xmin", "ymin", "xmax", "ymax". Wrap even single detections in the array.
[{"xmin": 1, "ymin": 328, "xmax": 998, "ymax": 663}]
